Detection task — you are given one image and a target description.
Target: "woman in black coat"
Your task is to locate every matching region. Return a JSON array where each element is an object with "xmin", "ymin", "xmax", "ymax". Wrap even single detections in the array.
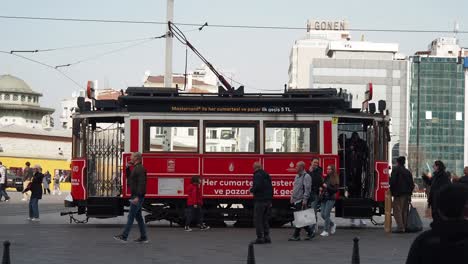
[
  {"xmin": 428, "ymin": 160, "xmax": 451, "ymax": 219},
  {"xmin": 22, "ymin": 165, "xmax": 44, "ymax": 221}
]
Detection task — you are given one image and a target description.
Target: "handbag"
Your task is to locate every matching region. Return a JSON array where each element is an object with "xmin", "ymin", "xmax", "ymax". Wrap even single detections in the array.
[
  {"xmin": 293, "ymin": 208, "xmax": 316, "ymax": 228},
  {"xmin": 406, "ymin": 203, "xmax": 423, "ymax": 233}
]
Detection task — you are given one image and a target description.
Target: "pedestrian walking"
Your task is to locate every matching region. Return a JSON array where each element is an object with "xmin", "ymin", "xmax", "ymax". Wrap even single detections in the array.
[
  {"xmin": 288, "ymin": 161, "xmax": 314, "ymax": 241},
  {"xmin": 406, "ymin": 183, "xmax": 468, "ymax": 264},
  {"xmin": 390, "ymin": 156, "xmax": 415, "ymax": 233},
  {"xmin": 0, "ymin": 161, "xmax": 10, "ymax": 202},
  {"xmin": 319, "ymin": 165, "xmax": 339, "ymax": 237},
  {"xmin": 458, "ymin": 166, "xmax": 468, "ymax": 185},
  {"xmin": 22, "ymin": 161, "xmax": 33, "ymax": 201},
  {"xmin": 114, "ymin": 152, "xmax": 148, "ymax": 243},
  {"xmin": 250, "ymin": 162, "xmax": 273, "ymax": 244},
  {"xmin": 42, "ymin": 171, "xmax": 51, "ymax": 195},
  {"xmin": 22, "ymin": 165, "xmax": 44, "ymax": 221},
  {"xmin": 53, "ymin": 172, "xmax": 61, "ymax": 195},
  {"xmin": 308, "ymin": 158, "xmax": 323, "ymax": 233},
  {"xmin": 427, "ymin": 160, "xmax": 451, "ymax": 220},
  {"xmin": 184, "ymin": 175, "xmax": 210, "ymax": 232}
]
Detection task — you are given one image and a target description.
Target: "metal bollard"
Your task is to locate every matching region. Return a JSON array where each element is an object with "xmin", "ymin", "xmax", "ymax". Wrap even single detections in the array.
[
  {"xmin": 247, "ymin": 242, "xmax": 256, "ymax": 264},
  {"xmin": 2, "ymin": 241, "xmax": 11, "ymax": 264},
  {"xmin": 352, "ymin": 237, "xmax": 360, "ymax": 264}
]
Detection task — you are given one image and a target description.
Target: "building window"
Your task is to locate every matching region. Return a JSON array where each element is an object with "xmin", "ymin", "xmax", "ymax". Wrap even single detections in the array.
[
  {"xmin": 456, "ymin": 112, "xmax": 463, "ymax": 121},
  {"xmin": 21, "ymin": 95, "xmax": 25, "ymax": 102},
  {"xmin": 28, "ymin": 96, "xmax": 31, "ymax": 102},
  {"xmin": 4, "ymin": 94, "xmax": 10, "ymax": 100},
  {"xmin": 208, "ymin": 130, "xmax": 217, "ymax": 139},
  {"xmin": 12, "ymin": 94, "xmax": 18, "ymax": 101},
  {"xmin": 188, "ymin": 128, "xmax": 195, "ymax": 136},
  {"xmin": 425, "ymin": 111, "xmax": 432, "ymax": 120}
]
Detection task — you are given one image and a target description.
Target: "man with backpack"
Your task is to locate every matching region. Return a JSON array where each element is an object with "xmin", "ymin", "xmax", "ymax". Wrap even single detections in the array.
[{"xmin": 250, "ymin": 162, "xmax": 273, "ymax": 244}]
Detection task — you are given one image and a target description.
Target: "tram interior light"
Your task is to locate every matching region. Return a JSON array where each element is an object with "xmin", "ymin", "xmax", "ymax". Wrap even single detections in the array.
[
  {"xmin": 378, "ymin": 100, "xmax": 386, "ymax": 113},
  {"xmin": 368, "ymin": 103, "xmax": 376, "ymax": 114}
]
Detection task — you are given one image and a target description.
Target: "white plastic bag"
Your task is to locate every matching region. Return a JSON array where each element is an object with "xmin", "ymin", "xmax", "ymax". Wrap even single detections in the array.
[{"xmin": 293, "ymin": 208, "xmax": 316, "ymax": 228}]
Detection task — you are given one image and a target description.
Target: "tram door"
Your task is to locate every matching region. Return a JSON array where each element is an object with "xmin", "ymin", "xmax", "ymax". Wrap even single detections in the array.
[{"xmin": 85, "ymin": 122, "xmax": 124, "ymax": 197}]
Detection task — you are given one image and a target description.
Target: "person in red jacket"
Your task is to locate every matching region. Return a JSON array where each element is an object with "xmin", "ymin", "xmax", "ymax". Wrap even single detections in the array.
[{"xmin": 185, "ymin": 176, "xmax": 210, "ymax": 231}]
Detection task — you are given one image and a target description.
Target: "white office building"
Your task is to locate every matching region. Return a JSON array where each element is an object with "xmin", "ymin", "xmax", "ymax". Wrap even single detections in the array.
[{"xmin": 288, "ymin": 19, "xmax": 409, "ymax": 160}]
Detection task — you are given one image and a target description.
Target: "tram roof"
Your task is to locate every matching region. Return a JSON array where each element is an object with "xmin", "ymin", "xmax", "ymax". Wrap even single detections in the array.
[{"xmin": 76, "ymin": 87, "xmax": 389, "ymax": 122}]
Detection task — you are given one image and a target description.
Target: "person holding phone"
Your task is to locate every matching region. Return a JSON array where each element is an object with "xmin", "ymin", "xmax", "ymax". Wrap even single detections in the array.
[{"xmin": 114, "ymin": 152, "xmax": 148, "ymax": 243}]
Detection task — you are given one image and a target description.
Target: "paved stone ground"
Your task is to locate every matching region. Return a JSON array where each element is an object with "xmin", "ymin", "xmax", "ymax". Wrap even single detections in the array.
[{"xmin": 0, "ymin": 191, "xmax": 431, "ymax": 264}]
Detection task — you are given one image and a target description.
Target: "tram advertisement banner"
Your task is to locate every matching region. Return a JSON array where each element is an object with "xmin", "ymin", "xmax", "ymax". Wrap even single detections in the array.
[
  {"xmin": 71, "ymin": 159, "xmax": 86, "ymax": 200},
  {"xmin": 202, "ymin": 177, "xmax": 294, "ymax": 198}
]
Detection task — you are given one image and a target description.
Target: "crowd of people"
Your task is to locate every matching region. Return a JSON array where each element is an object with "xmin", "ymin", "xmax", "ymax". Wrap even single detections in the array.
[
  {"xmin": 0, "ymin": 160, "xmax": 68, "ymax": 222},
  {"xmin": 2, "ymin": 151, "xmax": 467, "ymax": 261}
]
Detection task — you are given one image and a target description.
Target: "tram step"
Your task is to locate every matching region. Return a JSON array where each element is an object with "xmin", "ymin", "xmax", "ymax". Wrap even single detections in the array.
[
  {"xmin": 86, "ymin": 197, "xmax": 124, "ymax": 217},
  {"xmin": 335, "ymin": 198, "xmax": 375, "ymax": 218}
]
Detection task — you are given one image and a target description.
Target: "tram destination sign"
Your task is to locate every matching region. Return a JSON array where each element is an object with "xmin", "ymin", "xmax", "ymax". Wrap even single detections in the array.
[{"xmin": 170, "ymin": 105, "xmax": 292, "ymax": 113}]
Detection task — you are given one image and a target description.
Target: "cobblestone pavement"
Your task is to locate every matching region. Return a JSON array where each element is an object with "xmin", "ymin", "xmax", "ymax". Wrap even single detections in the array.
[{"xmin": 0, "ymin": 191, "xmax": 430, "ymax": 264}]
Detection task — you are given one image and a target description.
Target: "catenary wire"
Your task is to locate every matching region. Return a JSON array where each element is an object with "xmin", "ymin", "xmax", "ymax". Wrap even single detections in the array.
[
  {"xmin": 54, "ymin": 35, "xmax": 165, "ymax": 68},
  {"xmin": 0, "ymin": 50, "xmax": 83, "ymax": 89},
  {"xmin": 0, "ymin": 15, "xmax": 467, "ymax": 34},
  {"xmin": 10, "ymin": 36, "xmax": 166, "ymax": 53}
]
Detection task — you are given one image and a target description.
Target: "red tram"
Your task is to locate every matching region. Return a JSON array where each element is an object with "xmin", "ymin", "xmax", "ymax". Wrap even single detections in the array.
[{"xmin": 64, "ymin": 87, "xmax": 390, "ymax": 226}]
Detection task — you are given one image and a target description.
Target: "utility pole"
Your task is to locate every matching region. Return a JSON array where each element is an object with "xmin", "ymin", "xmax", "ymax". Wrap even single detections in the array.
[{"xmin": 164, "ymin": 0, "xmax": 174, "ymax": 88}]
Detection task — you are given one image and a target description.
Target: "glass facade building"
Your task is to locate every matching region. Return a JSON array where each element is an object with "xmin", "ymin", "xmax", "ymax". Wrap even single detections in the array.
[{"xmin": 408, "ymin": 56, "xmax": 465, "ymax": 176}]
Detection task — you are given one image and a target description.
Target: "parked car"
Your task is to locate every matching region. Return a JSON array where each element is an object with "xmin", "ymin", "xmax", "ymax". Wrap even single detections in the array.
[{"xmin": 5, "ymin": 169, "xmax": 23, "ymax": 192}]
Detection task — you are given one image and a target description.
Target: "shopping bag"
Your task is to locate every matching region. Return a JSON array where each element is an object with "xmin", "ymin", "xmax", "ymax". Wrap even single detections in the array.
[
  {"xmin": 406, "ymin": 204, "xmax": 423, "ymax": 233},
  {"xmin": 293, "ymin": 208, "xmax": 316, "ymax": 228}
]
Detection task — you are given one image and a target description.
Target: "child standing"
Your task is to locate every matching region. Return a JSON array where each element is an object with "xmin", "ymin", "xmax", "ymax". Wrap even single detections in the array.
[{"xmin": 185, "ymin": 176, "xmax": 210, "ymax": 231}]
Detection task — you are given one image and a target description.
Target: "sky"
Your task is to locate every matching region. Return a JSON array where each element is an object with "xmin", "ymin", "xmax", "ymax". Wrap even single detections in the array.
[{"xmin": 1, "ymin": 0, "xmax": 468, "ymax": 125}]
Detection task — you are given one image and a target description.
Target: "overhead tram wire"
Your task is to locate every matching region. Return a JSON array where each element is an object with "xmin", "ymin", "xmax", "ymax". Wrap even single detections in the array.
[
  {"xmin": 1, "ymin": 15, "xmax": 468, "ymax": 34},
  {"xmin": 0, "ymin": 50, "xmax": 82, "ymax": 89},
  {"xmin": 10, "ymin": 35, "xmax": 166, "ymax": 53},
  {"xmin": 54, "ymin": 34, "xmax": 166, "ymax": 69}
]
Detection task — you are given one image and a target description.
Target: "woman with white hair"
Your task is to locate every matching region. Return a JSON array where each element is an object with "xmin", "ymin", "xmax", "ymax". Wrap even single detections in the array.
[{"xmin": 22, "ymin": 165, "xmax": 44, "ymax": 221}]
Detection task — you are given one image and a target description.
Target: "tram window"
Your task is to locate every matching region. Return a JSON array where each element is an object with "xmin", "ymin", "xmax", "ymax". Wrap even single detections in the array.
[
  {"xmin": 144, "ymin": 121, "xmax": 198, "ymax": 152},
  {"xmin": 204, "ymin": 122, "xmax": 258, "ymax": 153},
  {"xmin": 264, "ymin": 122, "xmax": 319, "ymax": 153}
]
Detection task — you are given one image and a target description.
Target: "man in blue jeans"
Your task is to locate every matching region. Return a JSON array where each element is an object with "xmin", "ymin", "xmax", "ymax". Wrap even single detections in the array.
[{"xmin": 114, "ymin": 152, "xmax": 148, "ymax": 243}]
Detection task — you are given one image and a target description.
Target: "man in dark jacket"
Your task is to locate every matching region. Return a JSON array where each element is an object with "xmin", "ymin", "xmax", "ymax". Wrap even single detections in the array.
[
  {"xmin": 428, "ymin": 160, "xmax": 451, "ymax": 219},
  {"xmin": 250, "ymin": 162, "xmax": 273, "ymax": 244},
  {"xmin": 406, "ymin": 183, "xmax": 468, "ymax": 264},
  {"xmin": 390, "ymin": 156, "xmax": 415, "ymax": 233},
  {"xmin": 114, "ymin": 152, "xmax": 148, "ymax": 243}
]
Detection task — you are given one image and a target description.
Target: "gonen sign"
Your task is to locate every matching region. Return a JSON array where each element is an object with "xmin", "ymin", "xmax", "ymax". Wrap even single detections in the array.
[{"xmin": 307, "ymin": 20, "xmax": 348, "ymax": 31}]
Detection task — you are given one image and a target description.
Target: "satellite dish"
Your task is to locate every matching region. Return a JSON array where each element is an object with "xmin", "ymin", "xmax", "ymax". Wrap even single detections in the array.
[{"xmin": 86, "ymin": 81, "xmax": 95, "ymax": 99}]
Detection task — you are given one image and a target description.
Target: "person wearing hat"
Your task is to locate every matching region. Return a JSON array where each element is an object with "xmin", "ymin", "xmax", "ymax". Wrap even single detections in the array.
[
  {"xmin": 406, "ymin": 183, "xmax": 468, "ymax": 263},
  {"xmin": 390, "ymin": 156, "xmax": 415, "ymax": 233}
]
